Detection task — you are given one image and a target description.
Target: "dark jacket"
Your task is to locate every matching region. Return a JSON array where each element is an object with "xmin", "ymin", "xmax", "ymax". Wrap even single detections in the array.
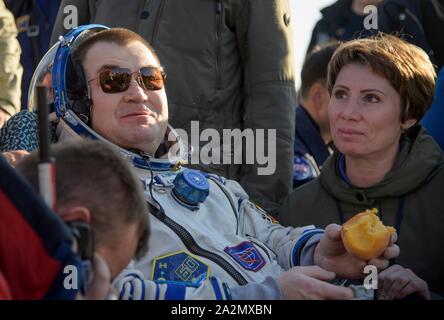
[
  {"xmin": 422, "ymin": 67, "xmax": 444, "ymax": 150},
  {"xmin": 307, "ymin": 0, "xmax": 374, "ymax": 53},
  {"xmin": 281, "ymin": 126, "xmax": 444, "ymax": 296},
  {"xmin": 0, "ymin": 0, "xmax": 22, "ymax": 118},
  {"xmin": 293, "ymin": 105, "xmax": 332, "ymax": 188},
  {"xmin": 0, "ymin": 153, "xmax": 81, "ymax": 299},
  {"xmin": 4, "ymin": 0, "xmax": 61, "ymax": 110},
  {"xmin": 378, "ymin": 0, "xmax": 444, "ymax": 69},
  {"xmin": 49, "ymin": 0, "xmax": 296, "ymax": 214}
]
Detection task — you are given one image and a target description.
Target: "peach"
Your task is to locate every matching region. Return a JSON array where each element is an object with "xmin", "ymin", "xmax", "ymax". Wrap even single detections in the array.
[{"xmin": 341, "ymin": 208, "xmax": 396, "ymax": 261}]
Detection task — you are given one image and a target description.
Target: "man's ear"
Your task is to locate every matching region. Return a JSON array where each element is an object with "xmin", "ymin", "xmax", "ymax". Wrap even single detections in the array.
[
  {"xmin": 310, "ymin": 82, "xmax": 328, "ymax": 111},
  {"xmin": 57, "ymin": 205, "xmax": 91, "ymax": 224}
]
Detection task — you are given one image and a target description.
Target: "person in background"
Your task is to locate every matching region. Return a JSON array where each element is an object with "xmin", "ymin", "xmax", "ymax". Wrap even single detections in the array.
[
  {"xmin": 15, "ymin": 140, "xmax": 150, "ymax": 299},
  {"xmin": 4, "ymin": 0, "xmax": 62, "ymax": 110},
  {"xmin": 293, "ymin": 42, "xmax": 340, "ymax": 188},
  {"xmin": 307, "ymin": 0, "xmax": 383, "ymax": 54},
  {"xmin": 0, "ymin": 0, "xmax": 22, "ymax": 127},
  {"xmin": 421, "ymin": 67, "xmax": 444, "ymax": 150},
  {"xmin": 378, "ymin": 0, "xmax": 444, "ymax": 150},
  {"xmin": 378, "ymin": 0, "xmax": 444, "ymax": 70},
  {"xmin": 1, "ymin": 150, "xmax": 82, "ymax": 299}
]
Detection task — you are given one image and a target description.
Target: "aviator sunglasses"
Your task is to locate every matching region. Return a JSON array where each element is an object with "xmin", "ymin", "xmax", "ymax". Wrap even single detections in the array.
[{"xmin": 88, "ymin": 66, "xmax": 166, "ymax": 93}]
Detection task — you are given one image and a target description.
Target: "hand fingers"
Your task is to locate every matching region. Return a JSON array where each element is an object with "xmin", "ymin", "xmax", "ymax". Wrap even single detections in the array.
[
  {"xmin": 378, "ymin": 264, "xmax": 403, "ymax": 282},
  {"xmin": 368, "ymin": 244, "xmax": 400, "ymax": 271},
  {"xmin": 396, "ymin": 281, "xmax": 430, "ymax": 300},
  {"xmin": 92, "ymin": 253, "xmax": 111, "ymax": 281},
  {"xmin": 314, "ymin": 280, "xmax": 355, "ymax": 300},
  {"xmin": 368, "ymin": 257, "xmax": 389, "ymax": 270},
  {"xmin": 379, "ymin": 270, "xmax": 410, "ymax": 300},
  {"xmin": 396, "ymin": 273, "xmax": 431, "ymax": 300},
  {"xmin": 86, "ymin": 253, "xmax": 111, "ymax": 300},
  {"xmin": 298, "ymin": 266, "xmax": 336, "ymax": 282},
  {"xmin": 390, "ymin": 232, "xmax": 398, "ymax": 245},
  {"xmin": 382, "ymin": 244, "xmax": 400, "ymax": 260},
  {"xmin": 325, "ymin": 224, "xmax": 342, "ymax": 241},
  {"xmin": 4, "ymin": 150, "xmax": 30, "ymax": 167},
  {"xmin": 378, "ymin": 266, "xmax": 430, "ymax": 300},
  {"xmin": 377, "ymin": 270, "xmax": 397, "ymax": 300}
]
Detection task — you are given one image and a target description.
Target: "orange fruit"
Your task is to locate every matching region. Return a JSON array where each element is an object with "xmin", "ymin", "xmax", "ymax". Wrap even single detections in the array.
[{"xmin": 341, "ymin": 208, "xmax": 396, "ymax": 261}]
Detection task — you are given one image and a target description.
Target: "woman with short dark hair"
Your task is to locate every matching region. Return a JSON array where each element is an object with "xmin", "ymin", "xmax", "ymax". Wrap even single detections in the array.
[{"xmin": 281, "ymin": 34, "xmax": 443, "ymax": 299}]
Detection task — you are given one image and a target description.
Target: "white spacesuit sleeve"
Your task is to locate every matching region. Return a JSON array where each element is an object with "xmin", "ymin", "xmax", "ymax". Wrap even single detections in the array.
[
  {"xmin": 114, "ymin": 268, "xmax": 232, "ymax": 300},
  {"xmin": 223, "ymin": 179, "xmax": 324, "ymax": 270},
  {"xmin": 230, "ymin": 276, "xmax": 283, "ymax": 300}
]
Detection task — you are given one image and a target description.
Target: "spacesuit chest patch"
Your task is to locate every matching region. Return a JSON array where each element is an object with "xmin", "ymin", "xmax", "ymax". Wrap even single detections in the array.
[
  {"xmin": 151, "ymin": 251, "xmax": 210, "ymax": 286},
  {"xmin": 224, "ymin": 242, "xmax": 265, "ymax": 272}
]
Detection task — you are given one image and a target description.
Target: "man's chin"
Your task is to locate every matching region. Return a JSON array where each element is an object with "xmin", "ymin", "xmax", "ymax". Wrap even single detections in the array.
[{"xmin": 117, "ymin": 130, "xmax": 160, "ymax": 152}]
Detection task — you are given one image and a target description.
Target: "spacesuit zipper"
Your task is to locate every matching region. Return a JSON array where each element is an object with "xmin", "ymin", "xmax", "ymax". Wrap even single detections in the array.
[{"xmin": 154, "ymin": 211, "xmax": 248, "ymax": 286}]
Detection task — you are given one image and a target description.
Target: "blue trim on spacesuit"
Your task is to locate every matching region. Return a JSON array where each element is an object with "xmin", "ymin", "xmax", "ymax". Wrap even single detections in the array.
[
  {"xmin": 291, "ymin": 228, "xmax": 325, "ymax": 266},
  {"xmin": 210, "ymin": 277, "xmax": 223, "ymax": 300},
  {"xmin": 155, "ymin": 283, "xmax": 160, "ymax": 300},
  {"xmin": 165, "ymin": 283, "xmax": 187, "ymax": 300}
]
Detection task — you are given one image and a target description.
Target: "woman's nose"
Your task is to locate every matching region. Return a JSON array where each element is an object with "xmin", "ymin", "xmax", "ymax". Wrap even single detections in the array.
[{"xmin": 340, "ymin": 97, "xmax": 361, "ymax": 121}]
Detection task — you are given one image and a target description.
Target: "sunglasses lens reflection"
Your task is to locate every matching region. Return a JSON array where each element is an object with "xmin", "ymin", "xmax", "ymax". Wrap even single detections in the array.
[{"xmin": 99, "ymin": 67, "xmax": 165, "ymax": 93}]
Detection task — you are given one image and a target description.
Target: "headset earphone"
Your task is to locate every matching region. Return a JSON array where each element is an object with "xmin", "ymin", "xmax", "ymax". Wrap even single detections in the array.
[
  {"xmin": 52, "ymin": 24, "xmax": 109, "ymax": 126},
  {"xmin": 67, "ymin": 220, "xmax": 94, "ymax": 294},
  {"xmin": 67, "ymin": 221, "xmax": 94, "ymax": 262},
  {"xmin": 65, "ymin": 54, "xmax": 93, "ymax": 125}
]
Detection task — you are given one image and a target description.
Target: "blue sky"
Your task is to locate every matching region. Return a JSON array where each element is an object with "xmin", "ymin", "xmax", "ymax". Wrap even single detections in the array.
[{"xmin": 290, "ymin": 0, "xmax": 336, "ymax": 88}]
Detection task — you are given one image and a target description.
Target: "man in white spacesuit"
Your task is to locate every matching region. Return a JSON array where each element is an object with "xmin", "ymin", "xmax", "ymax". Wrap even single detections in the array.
[{"xmin": 2, "ymin": 25, "xmax": 399, "ymax": 299}]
